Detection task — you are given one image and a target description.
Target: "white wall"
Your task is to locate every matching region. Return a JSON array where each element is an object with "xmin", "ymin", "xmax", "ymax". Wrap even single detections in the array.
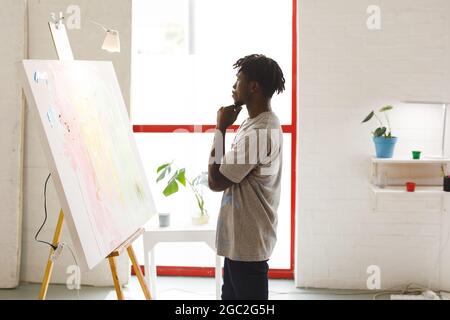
[
  {"xmin": 0, "ymin": 0, "xmax": 27, "ymax": 288},
  {"xmin": 296, "ymin": 0, "xmax": 450, "ymax": 290},
  {"xmin": 21, "ymin": 0, "xmax": 133, "ymax": 286}
]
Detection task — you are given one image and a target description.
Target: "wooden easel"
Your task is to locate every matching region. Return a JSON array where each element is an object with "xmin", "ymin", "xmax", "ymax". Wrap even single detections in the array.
[
  {"xmin": 38, "ymin": 209, "xmax": 152, "ymax": 300},
  {"xmin": 38, "ymin": 21, "xmax": 151, "ymax": 300}
]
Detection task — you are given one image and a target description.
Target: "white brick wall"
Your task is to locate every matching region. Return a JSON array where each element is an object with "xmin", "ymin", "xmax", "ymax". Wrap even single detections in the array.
[
  {"xmin": 0, "ymin": 0, "xmax": 26, "ymax": 288},
  {"xmin": 296, "ymin": 0, "xmax": 450, "ymax": 290}
]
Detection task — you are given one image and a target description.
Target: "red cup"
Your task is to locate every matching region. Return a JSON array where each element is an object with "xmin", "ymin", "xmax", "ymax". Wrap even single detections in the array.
[{"xmin": 406, "ymin": 182, "xmax": 416, "ymax": 192}]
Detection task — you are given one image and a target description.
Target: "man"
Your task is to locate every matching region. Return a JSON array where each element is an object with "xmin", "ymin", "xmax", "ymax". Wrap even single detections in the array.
[{"xmin": 208, "ymin": 54, "xmax": 285, "ymax": 300}]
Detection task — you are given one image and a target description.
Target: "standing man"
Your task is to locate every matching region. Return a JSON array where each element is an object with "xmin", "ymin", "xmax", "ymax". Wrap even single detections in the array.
[{"xmin": 208, "ymin": 54, "xmax": 285, "ymax": 300}]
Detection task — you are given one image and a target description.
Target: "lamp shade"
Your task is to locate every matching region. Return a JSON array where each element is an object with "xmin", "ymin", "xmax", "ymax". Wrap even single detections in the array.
[{"xmin": 102, "ymin": 30, "xmax": 120, "ymax": 53}]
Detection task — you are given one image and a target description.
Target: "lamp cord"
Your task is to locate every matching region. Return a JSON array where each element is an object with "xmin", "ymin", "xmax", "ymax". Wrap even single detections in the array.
[
  {"xmin": 90, "ymin": 20, "xmax": 108, "ymax": 32},
  {"xmin": 34, "ymin": 173, "xmax": 57, "ymax": 250}
]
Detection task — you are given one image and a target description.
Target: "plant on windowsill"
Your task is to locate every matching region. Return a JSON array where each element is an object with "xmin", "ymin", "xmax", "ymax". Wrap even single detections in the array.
[
  {"xmin": 156, "ymin": 161, "xmax": 209, "ymax": 225},
  {"xmin": 362, "ymin": 105, "xmax": 397, "ymax": 158}
]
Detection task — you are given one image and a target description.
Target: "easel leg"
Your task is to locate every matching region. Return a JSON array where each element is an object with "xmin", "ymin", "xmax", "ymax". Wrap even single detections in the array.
[
  {"xmin": 38, "ymin": 209, "xmax": 64, "ymax": 300},
  {"xmin": 127, "ymin": 245, "xmax": 152, "ymax": 300},
  {"xmin": 144, "ymin": 247, "xmax": 151, "ymax": 297},
  {"xmin": 107, "ymin": 255, "xmax": 124, "ymax": 300}
]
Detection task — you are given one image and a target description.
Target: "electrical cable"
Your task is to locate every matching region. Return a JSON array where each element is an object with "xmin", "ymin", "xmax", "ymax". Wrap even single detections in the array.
[
  {"xmin": 35, "ymin": 173, "xmax": 57, "ymax": 250},
  {"xmin": 35, "ymin": 173, "xmax": 81, "ymax": 299}
]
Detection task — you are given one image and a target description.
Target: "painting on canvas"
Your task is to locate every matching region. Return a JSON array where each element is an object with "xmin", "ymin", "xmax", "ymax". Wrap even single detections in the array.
[{"xmin": 20, "ymin": 60, "xmax": 156, "ymax": 270}]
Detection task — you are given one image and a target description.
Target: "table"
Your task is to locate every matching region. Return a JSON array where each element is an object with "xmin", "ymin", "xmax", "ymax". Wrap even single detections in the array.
[{"xmin": 142, "ymin": 218, "xmax": 223, "ymax": 299}]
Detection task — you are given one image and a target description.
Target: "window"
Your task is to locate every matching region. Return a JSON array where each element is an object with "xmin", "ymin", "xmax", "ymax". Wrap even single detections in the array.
[{"xmin": 132, "ymin": 0, "xmax": 296, "ymax": 277}]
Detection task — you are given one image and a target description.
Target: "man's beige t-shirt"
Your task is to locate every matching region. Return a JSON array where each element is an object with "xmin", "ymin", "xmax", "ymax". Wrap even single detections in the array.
[{"xmin": 216, "ymin": 111, "xmax": 283, "ymax": 262}]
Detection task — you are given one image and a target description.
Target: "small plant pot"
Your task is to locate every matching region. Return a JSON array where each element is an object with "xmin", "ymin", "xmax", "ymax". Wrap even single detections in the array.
[
  {"xmin": 158, "ymin": 212, "xmax": 170, "ymax": 227},
  {"xmin": 192, "ymin": 214, "xmax": 209, "ymax": 225},
  {"xmin": 412, "ymin": 151, "xmax": 421, "ymax": 160},
  {"xmin": 444, "ymin": 176, "xmax": 450, "ymax": 192},
  {"xmin": 373, "ymin": 136, "xmax": 398, "ymax": 158},
  {"xmin": 406, "ymin": 182, "xmax": 416, "ymax": 192}
]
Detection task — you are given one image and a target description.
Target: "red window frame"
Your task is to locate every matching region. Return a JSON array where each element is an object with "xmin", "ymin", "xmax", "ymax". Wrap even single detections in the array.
[{"xmin": 132, "ymin": 0, "xmax": 297, "ymax": 279}]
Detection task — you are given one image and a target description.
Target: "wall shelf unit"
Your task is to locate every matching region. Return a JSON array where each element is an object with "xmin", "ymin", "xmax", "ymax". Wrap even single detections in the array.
[
  {"xmin": 369, "ymin": 157, "xmax": 450, "ymax": 212},
  {"xmin": 371, "ymin": 185, "xmax": 444, "ymax": 195},
  {"xmin": 371, "ymin": 157, "xmax": 450, "ymax": 187}
]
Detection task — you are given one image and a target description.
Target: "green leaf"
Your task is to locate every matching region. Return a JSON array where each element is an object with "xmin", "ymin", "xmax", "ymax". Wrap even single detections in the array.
[
  {"xmin": 156, "ymin": 170, "xmax": 167, "ymax": 183},
  {"xmin": 163, "ymin": 180, "xmax": 179, "ymax": 197},
  {"xmin": 156, "ymin": 163, "xmax": 172, "ymax": 183},
  {"xmin": 373, "ymin": 127, "xmax": 387, "ymax": 137},
  {"xmin": 379, "ymin": 105, "xmax": 393, "ymax": 112},
  {"xmin": 156, "ymin": 164, "xmax": 173, "ymax": 183},
  {"xmin": 362, "ymin": 111, "xmax": 374, "ymax": 123},
  {"xmin": 156, "ymin": 163, "xmax": 170, "ymax": 174},
  {"xmin": 176, "ymin": 169, "xmax": 186, "ymax": 187}
]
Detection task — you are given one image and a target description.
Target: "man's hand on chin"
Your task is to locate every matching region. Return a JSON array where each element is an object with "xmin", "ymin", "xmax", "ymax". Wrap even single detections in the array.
[{"xmin": 216, "ymin": 105, "xmax": 243, "ymax": 131}]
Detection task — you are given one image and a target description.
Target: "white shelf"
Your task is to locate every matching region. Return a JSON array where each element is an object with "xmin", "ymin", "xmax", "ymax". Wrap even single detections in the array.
[
  {"xmin": 371, "ymin": 157, "xmax": 450, "ymax": 164},
  {"xmin": 369, "ymin": 157, "xmax": 449, "ymax": 213},
  {"xmin": 371, "ymin": 185, "xmax": 445, "ymax": 194}
]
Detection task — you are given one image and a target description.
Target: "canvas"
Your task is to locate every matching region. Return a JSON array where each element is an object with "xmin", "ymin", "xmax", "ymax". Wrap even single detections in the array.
[{"xmin": 20, "ymin": 60, "xmax": 156, "ymax": 270}]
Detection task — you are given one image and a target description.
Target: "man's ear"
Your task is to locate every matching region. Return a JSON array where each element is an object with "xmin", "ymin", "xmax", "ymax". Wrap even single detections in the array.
[{"xmin": 249, "ymin": 81, "xmax": 260, "ymax": 94}]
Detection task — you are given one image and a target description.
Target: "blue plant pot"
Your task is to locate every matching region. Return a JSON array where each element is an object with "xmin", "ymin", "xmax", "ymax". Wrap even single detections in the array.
[{"xmin": 373, "ymin": 136, "xmax": 397, "ymax": 158}]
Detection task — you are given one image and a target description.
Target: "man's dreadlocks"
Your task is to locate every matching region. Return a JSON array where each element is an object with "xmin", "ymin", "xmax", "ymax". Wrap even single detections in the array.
[{"xmin": 233, "ymin": 54, "xmax": 285, "ymax": 98}]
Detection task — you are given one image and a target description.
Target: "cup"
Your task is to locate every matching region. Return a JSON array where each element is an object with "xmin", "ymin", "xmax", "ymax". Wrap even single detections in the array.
[
  {"xmin": 158, "ymin": 212, "xmax": 170, "ymax": 227},
  {"xmin": 444, "ymin": 176, "xmax": 450, "ymax": 192},
  {"xmin": 412, "ymin": 151, "xmax": 421, "ymax": 160},
  {"xmin": 406, "ymin": 182, "xmax": 416, "ymax": 192}
]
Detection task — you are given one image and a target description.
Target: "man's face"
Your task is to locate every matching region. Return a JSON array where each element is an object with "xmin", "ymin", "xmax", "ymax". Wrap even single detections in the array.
[{"xmin": 232, "ymin": 72, "xmax": 248, "ymax": 107}]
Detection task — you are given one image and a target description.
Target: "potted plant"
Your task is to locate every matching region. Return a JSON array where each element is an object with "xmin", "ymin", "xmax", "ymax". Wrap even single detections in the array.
[
  {"xmin": 189, "ymin": 172, "xmax": 209, "ymax": 225},
  {"xmin": 362, "ymin": 105, "xmax": 397, "ymax": 158},
  {"xmin": 156, "ymin": 162, "xmax": 209, "ymax": 225}
]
